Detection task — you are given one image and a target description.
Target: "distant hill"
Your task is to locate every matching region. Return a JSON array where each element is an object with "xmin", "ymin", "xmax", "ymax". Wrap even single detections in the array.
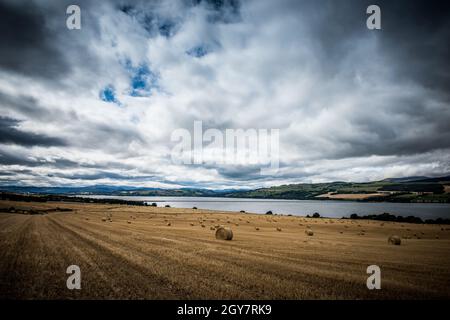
[
  {"xmin": 1, "ymin": 175, "xmax": 449, "ymax": 203},
  {"xmin": 382, "ymin": 176, "xmax": 429, "ymax": 183},
  {"xmin": 413, "ymin": 176, "xmax": 450, "ymax": 183}
]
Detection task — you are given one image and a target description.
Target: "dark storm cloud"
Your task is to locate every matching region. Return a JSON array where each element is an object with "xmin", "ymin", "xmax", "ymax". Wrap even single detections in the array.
[
  {"xmin": 0, "ymin": 89, "xmax": 144, "ymax": 151},
  {"xmin": 0, "ymin": 150, "xmax": 36, "ymax": 166},
  {"xmin": 288, "ymin": 0, "xmax": 450, "ymax": 94},
  {"xmin": 0, "ymin": 117, "xmax": 66, "ymax": 147},
  {"xmin": 0, "ymin": 91, "xmax": 73, "ymax": 122},
  {"xmin": 270, "ymin": 0, "xmax": 450, "ymax": 162},
  {"xmin": 376, "ymin": 0, "xmax": 450, "ymax": 96},
  {"xmin": 0, "ymin": 0, "xmax": 70, "ymax": 79}
]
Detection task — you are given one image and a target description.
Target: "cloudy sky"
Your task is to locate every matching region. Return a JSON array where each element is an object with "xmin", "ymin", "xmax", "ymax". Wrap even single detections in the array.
[{"xmin": 0, "ymin": 0, "xmax": 449, "ymax": 189}]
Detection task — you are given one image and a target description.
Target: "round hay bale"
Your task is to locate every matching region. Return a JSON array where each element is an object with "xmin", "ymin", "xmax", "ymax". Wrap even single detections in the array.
[
  {"xmin": 276, "ymin": 227, "xmax": 282, "ymax": 232},
  {"xmin": 215, "ymin": 227, "xmax": 233, "ymax": 240},
  {"xmin": 305, "ymin": 229, "xmax": 314, "ymax": 236},
  {"xmin": 190, "ymin": 223, "xmax": 195, "ymax": 226},
  {"xmin": 201, "ymin": 224, "xmax": 206, "ymax": 228},
  {"xmin": 127, "ymin": 220, "xmax": 131, "ymax": 224},
  {"xmin": 255, "ymin": 227, "xmax": 260, "ymax": 231},
  {"xmin": 388, "ymin": 235, "xmax": 401, "ymax": 245},
  {"xmin": 101, "ymin": 218, "xmax": 107, "ymax": 222},
  {"xmin": 167, "ymin": 222, "xmax": 171, "ymax": 226}
]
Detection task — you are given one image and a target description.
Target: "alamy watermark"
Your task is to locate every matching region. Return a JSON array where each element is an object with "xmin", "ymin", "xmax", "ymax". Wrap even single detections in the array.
[
  {"xmin": 66, "ymin": 265, "xmax": 81, "ymax": 290},
  {"xmin": 66, "ymin": 5, "xmax": 81, "ymax": 30},
  {"xmin": 366, "ymin": 265, "xmax": 381, "ymax": 290},
  {"xmin": 170, "ymin": 121, "xmax": 279, "ymax": 175},
  {"xmin": 366, "ymin": 5, "xmax": 381, "ymax": 30}
]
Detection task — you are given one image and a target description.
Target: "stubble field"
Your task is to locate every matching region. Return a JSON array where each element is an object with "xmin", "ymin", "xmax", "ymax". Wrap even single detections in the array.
[{"xmin": 0, "ymin": 200, "xmax": 449, "ymax": 299}]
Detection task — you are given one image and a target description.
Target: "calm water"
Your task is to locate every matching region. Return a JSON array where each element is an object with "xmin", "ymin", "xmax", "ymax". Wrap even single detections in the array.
[{"xmin": 83, "ymin": 196, "xmax": 450, "ymax": 219}]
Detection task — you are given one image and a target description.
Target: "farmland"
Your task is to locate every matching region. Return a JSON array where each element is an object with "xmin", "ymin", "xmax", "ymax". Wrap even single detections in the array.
[{"xmin": 0, "ymin": 200, "xmax": 449, "ymax": 299}]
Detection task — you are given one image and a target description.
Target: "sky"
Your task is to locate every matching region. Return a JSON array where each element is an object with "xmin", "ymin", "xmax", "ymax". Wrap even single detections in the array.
[{"xmin": 0, "ymin": 0, "xmax": 449, "ymax": 189}]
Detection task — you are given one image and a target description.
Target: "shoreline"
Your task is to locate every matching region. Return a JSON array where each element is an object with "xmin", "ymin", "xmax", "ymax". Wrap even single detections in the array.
[{"xmin": 1, "ymin": 193, "xmax": 450, "ymax": 224}]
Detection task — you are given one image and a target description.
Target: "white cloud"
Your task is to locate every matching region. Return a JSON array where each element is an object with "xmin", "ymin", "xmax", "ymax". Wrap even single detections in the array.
[{"xmin": 0, "ymin": 0, "xmax": 449, "ymax": 188}]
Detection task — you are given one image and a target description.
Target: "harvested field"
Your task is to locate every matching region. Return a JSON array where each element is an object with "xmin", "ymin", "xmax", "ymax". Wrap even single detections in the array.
[
  {"xmin": 0, "ymin": 200, "xmax": 449, "ymax": 299},
  {"xmin": 315, "ymin": 192, "xmax": 388, "ymax": 200}
]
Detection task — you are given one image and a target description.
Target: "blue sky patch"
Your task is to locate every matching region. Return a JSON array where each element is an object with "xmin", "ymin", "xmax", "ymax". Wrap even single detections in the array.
[
  {"xmin": 122, "ymin": 60, "xmax": 159, "ymax": 97},
  {"xmin": 100, "ymin": 85, "xmax": 119, "ymax": 104}
]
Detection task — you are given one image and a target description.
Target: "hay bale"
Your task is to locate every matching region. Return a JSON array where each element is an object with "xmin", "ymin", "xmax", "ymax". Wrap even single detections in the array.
[
  {"xmin": 305, "ymin": 229, "xmax": 314, "ymax": 236},
  {"xmin": 167, "ymin": 222, "xmax": 171, "ymax": 226},
  {"xmin": 276, "ymin": 227, "xmax": 282, "ymax": 232},
  {"xmin": 388, "ymin": 235, "xmax": 401, "ymax": 245},
  {"xmin": 255, "ymin": 227, "xmax": 260, "ymax": 231},
  {"xmin": 127, "ymin": 221, "xmax": 131, "ymax": 224},
  {"xmin": 201, "ymin": 224, "xmax": 205, "ymax": 228},
  {"xmin": 102, "ymin": 218, "xmax": 107, "ymax": 222},
  {"xmin": 190, "ymin": 223, "xmax": 195, "ymax": 226},
  {"xmin": 215, "ymin": 227, "xmax": 233, "ymax": 240}
]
